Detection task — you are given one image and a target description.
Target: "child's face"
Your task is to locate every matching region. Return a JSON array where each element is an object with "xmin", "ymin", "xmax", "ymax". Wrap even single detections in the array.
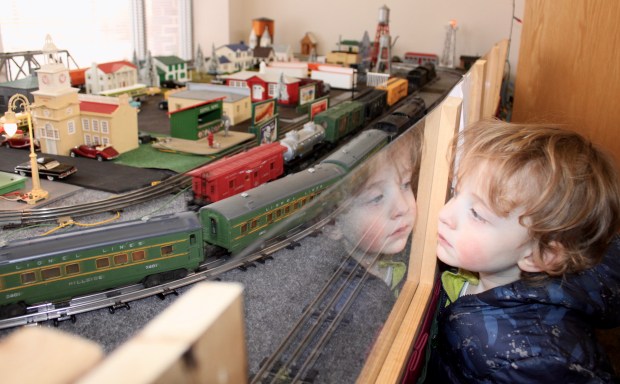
[
  {"xmin": 436, "ymin": 164, "xmax": 535, "ymax": 282},
  {"xmin": 337, "ymin": 164, "xmax": 416, "ymax": 255}
]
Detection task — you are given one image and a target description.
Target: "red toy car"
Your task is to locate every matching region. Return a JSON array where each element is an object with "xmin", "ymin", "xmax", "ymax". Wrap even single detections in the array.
[
  {"xmin": 0, "ymin": 132, "xmax": 41, "ymax": 151},
  {"xmin": 69, "ymin": 144, "xmax": 119, "ymax": 161}
]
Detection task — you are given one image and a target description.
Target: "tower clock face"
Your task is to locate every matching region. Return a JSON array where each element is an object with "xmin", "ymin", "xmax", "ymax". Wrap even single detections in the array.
[
  {"xmin": 41, "ymin": 74, "xmax": 50, "ymax": 84},
  {"xmin": 59, "ymin": 73, "xmax": 67, "ymax": 83}
]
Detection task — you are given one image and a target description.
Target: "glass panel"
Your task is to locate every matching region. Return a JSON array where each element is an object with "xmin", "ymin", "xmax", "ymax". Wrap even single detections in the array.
[
  {"xmin": 96, "ymin": 258, "xmax": 110, "ymax": 269},
  {"xmin": 65, "ymin": 263, "xmax": 80, "ymax": 275},
  {"xmin": 114, "ymin": 254, "xmax": 128, "ymax": 265},
  {"xmin": 41, "ymin": 267, "xmax": 61, "ymax": 280},
  {"xmin": 21, "ymin": 272, "xmax": 36, "ymax": 284},
  {"xmin": 132, "ymin": 250, "xmax": 146, "ymax": 262}
]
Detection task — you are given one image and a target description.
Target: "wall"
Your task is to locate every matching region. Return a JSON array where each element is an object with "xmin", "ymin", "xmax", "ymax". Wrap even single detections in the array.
[
  {"xmin": 193, "ymin": 0, "xmax": 524, "ymax": 80},
  {"xmin": 512, "ymin": 0, "xmax": 620, "ymax": 171}
]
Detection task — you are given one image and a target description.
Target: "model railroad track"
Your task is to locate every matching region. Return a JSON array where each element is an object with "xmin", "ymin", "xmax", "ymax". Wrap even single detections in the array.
[
  {"xmin": 0, "ymin": 173, "xmax": 192, "ymax": 228},
  {"xmin": 0, "ymin": 214, "xmax": 334, "ymax": 330},
  {"xmin": 250, "ymin": 249, "xmax": 381, "ymax": 384}
]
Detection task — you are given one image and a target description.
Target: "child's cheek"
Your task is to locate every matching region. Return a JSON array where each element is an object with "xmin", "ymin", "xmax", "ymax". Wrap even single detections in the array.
[{"xmin": 456, "ymin": 238, "xmax": 486, "ymax": 268}]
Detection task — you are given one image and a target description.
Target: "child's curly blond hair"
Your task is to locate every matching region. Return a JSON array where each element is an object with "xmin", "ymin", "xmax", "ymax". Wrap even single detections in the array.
[{"xmin": 451, "ymin": 119, "xmax": 620, "ymax": 275}]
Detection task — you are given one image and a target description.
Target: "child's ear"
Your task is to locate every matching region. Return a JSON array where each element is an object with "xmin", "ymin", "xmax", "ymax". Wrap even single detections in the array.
[{"xmin": 518, "ymin": 241, "xmax": 564, "ymax": 273}]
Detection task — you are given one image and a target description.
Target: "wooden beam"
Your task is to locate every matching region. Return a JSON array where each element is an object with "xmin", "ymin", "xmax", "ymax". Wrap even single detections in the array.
[
  {"xmin": 481, "ymin": 39, "xmax": 509, "ymax": 118},
  {"xmin": 357, "ymin": 96, "xmax": 462, "ymax": 383},
  {"xmin": 77, "ymin": 282, "xmax": 247, "ymax": 384},
  {"xmin": 0, "ymin": 327, "xmax": 103, "ymax": 384},
  {"xmin": 466, "ymin": 60, "xmax": 486, "ymax": 125}
]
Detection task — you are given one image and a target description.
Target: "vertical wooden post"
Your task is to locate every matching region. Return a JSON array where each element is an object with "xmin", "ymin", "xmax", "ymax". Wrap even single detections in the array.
[
  {"xmin": 78, "ymin": 282, "xmax": 247, "ymax": 384},
  {"xmin": 481, "ymin": 40, "xmax": 508, "ymax": 119},
  {"xmin": 465, "ymin": 60, "xmax": 486, "ymax": 125},
  {"xmin": 0, "ymin": 327, "xmax": 103, "ymax": 384},
  {"xmin": 357, "ymin": 96, "xmax": 462, "ymax": 384}
]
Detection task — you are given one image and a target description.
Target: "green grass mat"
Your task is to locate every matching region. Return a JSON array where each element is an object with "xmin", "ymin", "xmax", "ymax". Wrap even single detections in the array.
[{"xmin": 114, "ymin": 143, "xmax": 215, "ymax": 173}]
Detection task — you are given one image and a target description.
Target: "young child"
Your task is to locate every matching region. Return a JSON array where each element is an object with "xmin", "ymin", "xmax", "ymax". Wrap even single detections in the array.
[
  {"xmin": 424, "ymin": 120, "xmax": 620, "ymax": 382},
  {"xmin": 326, "ymin": 126, "xmax": 423, "ymax": 287}
]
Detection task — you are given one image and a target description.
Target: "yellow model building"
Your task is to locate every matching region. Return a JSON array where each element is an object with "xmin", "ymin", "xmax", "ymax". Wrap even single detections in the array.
[{"xmin": 29, "ymin": 35, "xmax": 139, "ymax": 156}]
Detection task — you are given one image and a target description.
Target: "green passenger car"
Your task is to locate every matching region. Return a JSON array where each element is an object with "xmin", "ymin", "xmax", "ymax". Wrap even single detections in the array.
[
  {"xmin": 313, "ymin": 100, "xmax": 365, "ymax": 143},
  {"xmin": 0, "ymin": 212, "xmax": 203, "ymax": 316},
  {"xmin": 200, "ymin": 163, "xmax": 347, "ymax": 255}
]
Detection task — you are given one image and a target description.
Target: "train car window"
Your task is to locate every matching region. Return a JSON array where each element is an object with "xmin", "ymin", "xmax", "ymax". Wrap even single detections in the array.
[
  {"xmin": 132, "ymin": 250, "xmax": 146, "ymax": 262},
  {"xmin": 270, "ymin": 162, "xmax": 274, "ymax": 170},
  {"xmin": 65, "ymin": 263, "xmax": 80, "ymax": 275},
  {"xmin": 267, "ymin": 213, "xmax": 273, "ymax": 222},
  {"xmin": 251, "ymin": 219, "xmax": 257, "ymax": 229},
  {"xmin": 284, "ymin": 206, "xmax": 290, "ymax": 214},
  {"xmin": 294, "ymin": 202, "xmax": 300, "ymax": 209},
  {"xmin": 96, "ymin": 258, "xmax": 110, "ymax": 269},
  {"xmin": 229, "ymin": 180, "xmax": 234, "ymax": 189},
  {"xmin": 190, "ymin": 234, "xmax": 196, "ymax": 245},
  {"xmin": 210, "ymin": 218, "xmax": 217, "ymax": 235},
  {"xmin": 241, "ymin": 223, "xmax": 248, "ymax": 233},
  {"xmin": 161, "ymin": 245, "xmax": 173, "ymax": 256},
  {"xmin": 114, "ymin": 254, "xmax": 129, "ymax": 265},
  {"xmin": 41, "ymin": 267, "xmax": 61, "ymax": 281},
  {"xmin": 20, "ymin": 272, "xmax": 36, "ymax": 285},
  {"xmin": 276, "ymin": 209, "xmax": 282, "ymax": 218}
]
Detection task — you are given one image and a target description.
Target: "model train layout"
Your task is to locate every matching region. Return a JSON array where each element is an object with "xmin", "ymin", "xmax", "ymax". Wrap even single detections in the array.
[
  {"xmin": 187, "ymin": 63, "xmax": 434, "ymax": 207},
  {"xmin": 0, "ymin": 62, "xmax": 443, "ymax": 323},
  {"xmin": 0, "ymin": 128, "xmax": 392, "ymax": 319}
]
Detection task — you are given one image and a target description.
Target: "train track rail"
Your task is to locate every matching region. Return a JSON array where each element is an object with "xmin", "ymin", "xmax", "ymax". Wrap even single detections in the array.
[
  {"xmin": 0, "ymin": 173, "xmax": 191, "ymax": 227},
  {"xmin": 251, "ymin": 247, "xmax": 381, "ymax": 383},
  {"xmin": 0, "ymin": 214, "xmax": 334, "ymax": 330}
]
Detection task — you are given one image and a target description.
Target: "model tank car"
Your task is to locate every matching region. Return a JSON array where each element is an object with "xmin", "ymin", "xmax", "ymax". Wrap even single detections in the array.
[{"xmin": 280, "ymin": 121, "xmax": 326, "ymax": 162}]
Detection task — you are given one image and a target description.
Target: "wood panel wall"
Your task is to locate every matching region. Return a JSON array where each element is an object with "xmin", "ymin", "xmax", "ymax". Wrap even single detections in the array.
[{"xmin": 512, "ymin": 0, "xmax": 620, "ymax": 170}]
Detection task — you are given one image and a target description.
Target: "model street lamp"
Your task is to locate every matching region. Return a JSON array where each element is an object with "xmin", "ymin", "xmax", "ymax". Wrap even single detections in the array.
[{"xmin": 3, "ymin": 93, "xmax": 49, "ymax": 204}]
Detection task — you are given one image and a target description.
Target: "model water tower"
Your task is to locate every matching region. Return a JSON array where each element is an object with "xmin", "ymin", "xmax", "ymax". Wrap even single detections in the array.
[
  {"xmin": 371, "ymin": 5, "xmax": 391, "ymax": 71},
  {"xmin": 250, "ymin": 17, "xmax": 275, "ymax": 49},
  {"xmin": 440, "ymin": 19, "xmax": 458, "ymax": 68}
]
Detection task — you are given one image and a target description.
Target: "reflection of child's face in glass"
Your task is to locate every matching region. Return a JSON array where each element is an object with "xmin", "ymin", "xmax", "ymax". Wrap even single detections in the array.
[{"xmin": 337, "ymin": 163, "xmax": 416, "ymax": 255}]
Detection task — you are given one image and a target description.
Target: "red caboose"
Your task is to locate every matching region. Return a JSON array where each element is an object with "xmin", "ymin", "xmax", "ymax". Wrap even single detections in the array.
[{"xmin": 187, "ymin": 143, "xmax": 287, "ymax": 205}]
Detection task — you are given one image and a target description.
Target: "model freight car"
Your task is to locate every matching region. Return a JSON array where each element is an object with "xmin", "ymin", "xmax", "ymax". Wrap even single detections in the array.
[
  {"xmin": 376, "ymin": 77, "xmax": 409, "ymax": 106},
  {"xmin": 313, "ymin": 100, "xmax": 365, "ymax": 143},
  {"xmin": 354, "ymin": 89, "xmax": 388, "ymax": 123},
  {"xmin": 199, "ymin": 129, "xmax": 390, "ymax": 256},
  {"xmin": 187, "ymin": 143, "xmax": 286, "ymax": 205},
  {"xmin": 280, "ymin": 121, "xmax": 326, "ymax": 163}
]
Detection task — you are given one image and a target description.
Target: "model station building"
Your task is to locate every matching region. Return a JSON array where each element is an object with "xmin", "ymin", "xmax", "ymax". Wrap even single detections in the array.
[{"xmin": 22, "ymin": 36, "xmax": 139, "ymax": 156}]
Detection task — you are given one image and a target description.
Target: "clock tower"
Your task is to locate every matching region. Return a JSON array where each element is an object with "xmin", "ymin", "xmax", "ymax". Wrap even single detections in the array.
[
  {"xmin": 36, "ymin": 34, "xmax": 72, "ymax": 92},
  {"xmin": 32, "ymin": 35, "xmax": 81, "ymax": 155}
]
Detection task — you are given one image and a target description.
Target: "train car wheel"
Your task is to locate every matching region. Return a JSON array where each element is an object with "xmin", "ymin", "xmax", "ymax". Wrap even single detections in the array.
[
  {"xmin": 0, "ymin": 302, "xmax": 27, "ymax": 319},
  {"xmin": 143, "ymin": 274, "xmax": 162, "ymax": 288}
]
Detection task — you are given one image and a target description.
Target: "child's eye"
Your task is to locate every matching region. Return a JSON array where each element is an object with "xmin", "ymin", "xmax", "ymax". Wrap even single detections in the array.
[
  {"xmin": 367, "ymin": 194, "xmax": 384, "ymax": 204},
  {"xmin": 401, "ymin": 180, "xmax": 412, "ymax": 190},
  {"xmin": 470, "ymin": 208, "xmax": 486, "ymax": 223}
]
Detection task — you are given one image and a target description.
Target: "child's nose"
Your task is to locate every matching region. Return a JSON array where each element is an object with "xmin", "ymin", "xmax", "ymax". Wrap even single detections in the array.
[
  {"xmin": 391, "ymin": 190, "xmax": 411, "ymax": 218},
  {"xmin": 438, "ymin": 197, "xmax": 456, "ymax": 228}
]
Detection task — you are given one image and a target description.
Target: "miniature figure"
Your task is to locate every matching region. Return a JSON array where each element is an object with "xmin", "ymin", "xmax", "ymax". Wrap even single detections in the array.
[{"xmin": 207, "ymin": 130, "xmax": 214, "ymax": 147}]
